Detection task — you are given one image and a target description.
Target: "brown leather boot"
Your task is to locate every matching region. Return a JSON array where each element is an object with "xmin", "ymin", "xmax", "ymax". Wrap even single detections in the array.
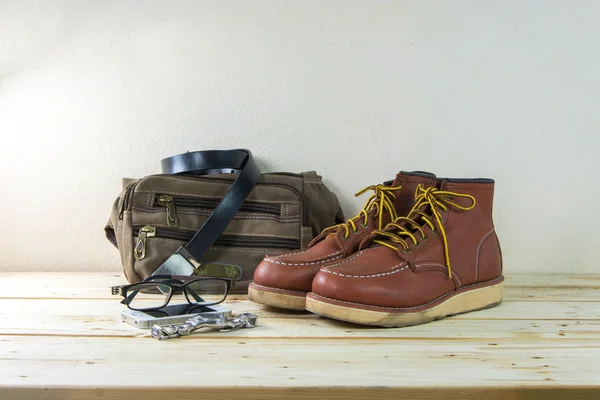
[
  {"xmin": 306, "ymin": 178, "xmax": 503, "ymax": 326},
  {"xmin": 248, "ymin": 171, "xmax": 437, "ymax": 310}
]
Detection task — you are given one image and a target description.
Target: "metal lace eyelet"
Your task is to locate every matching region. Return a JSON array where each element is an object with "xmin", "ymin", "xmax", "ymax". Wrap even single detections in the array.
[
  {"xmin": 353, "ymin": 229, "xmax": 360, "ymax": 235},
  {"xmin": 403, "ymin": 247, "xmax": 411, "ymax": 253},
  {"xmin": 343, "ymin": 235, "xmax": 350, "ymax": 241},
  {"xmin": 422, "ymin": 235, "xmax": 428, "ymax": 241},
  {"xmin": 361, "ymin": 222, "xmax": 368, "ymax": 229}
]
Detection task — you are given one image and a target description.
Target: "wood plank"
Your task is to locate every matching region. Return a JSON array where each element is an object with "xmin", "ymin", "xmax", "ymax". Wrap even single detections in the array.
[
  {"xmin": 1, "ymin": 336, "xmax": 599, "ymax": 389},
  {"xmin": 0, "ymin": 298, "xmax": 598, "ymax": 339},
  {"xmin": 506, "ymin": 274, "xmax": 600, "ymax": 288},
  {"xmin": 1, "ymin": 273, "xmax": 599, "ymax": 299},
  {"xmin": 505, "ymin": 287, "xmax": 600, "ymax": 301},
  {"xmin": 3, "ymin": 387, "xmax": 600, "ymax": 400},
  {"xmin": 1, "ymin": 296, "xmax": 597, "ymax": 322},
  {"xmin": 1, "ymin": 316, "xmax": 597, "ymax": 340}
]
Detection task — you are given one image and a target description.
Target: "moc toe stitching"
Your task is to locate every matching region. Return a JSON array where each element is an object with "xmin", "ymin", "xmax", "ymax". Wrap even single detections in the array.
[
  {"xmin": 319, "ymin": 250, "xmax": 366, "ymax": 272},
  {"xmin": 265, "ymin": 251, "xmax": 343, "ymax": 266},
  {"xmin": 322, "ymin": 262, "xmax": 409, "ymax": 278},
  {"xmin": 268, "ymin": 248, "xmax": 310, "ymax": 258}
]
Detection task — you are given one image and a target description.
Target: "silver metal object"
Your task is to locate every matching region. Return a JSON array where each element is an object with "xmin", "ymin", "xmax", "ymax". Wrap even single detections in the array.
[
  {"xmin": 121, "ymin": 304, "xmax": 231, "ymax": 329},
  {"xmin": 151, "ymin": 312, "xmax": 258, "ymax": 340},
  {"xmin": 151, "ymin": 246, "xmax": 243, "ymax": 281}
]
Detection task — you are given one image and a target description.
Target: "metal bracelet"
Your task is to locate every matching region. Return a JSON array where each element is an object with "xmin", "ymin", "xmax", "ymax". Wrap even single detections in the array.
[{"xmin": 151, "ymin": 313, "xmax": 258, "ymax": 340}]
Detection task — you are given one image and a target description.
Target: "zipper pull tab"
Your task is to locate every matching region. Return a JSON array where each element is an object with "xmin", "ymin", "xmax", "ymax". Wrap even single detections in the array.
[
  {"xmin": 118, "ymin": 182, "xmax": 136, "ymax": 220},
  {"xmin": 158, "ymin": 195, "xmax": 179, "ymax": 227},
  {"xmin": 134, "ymin": 226, "xmax": 156, "ymax": 260}
]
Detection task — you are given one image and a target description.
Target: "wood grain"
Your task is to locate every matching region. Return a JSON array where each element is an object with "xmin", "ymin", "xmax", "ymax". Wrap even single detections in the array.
[
  {"xmin": 2, "ymin": 336, "xmax": 599, "ymax": 386},
  {"xmin": 0, "ymin": 299, "xmax": 598, "ymax": 338},
  {"xmin": 0, "ymin": 273, "xmax": 598, "ymax": 399}
]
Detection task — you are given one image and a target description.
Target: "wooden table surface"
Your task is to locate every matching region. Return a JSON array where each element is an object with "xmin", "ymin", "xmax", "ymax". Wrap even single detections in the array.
[{"xmin": 0, "ymin": 273, "xmax": 599, "ymax": 399}]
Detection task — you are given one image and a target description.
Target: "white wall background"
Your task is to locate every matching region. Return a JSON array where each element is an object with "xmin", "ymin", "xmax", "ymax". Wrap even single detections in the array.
[{"xmin": 0, "ymin": 0, "xmax": 598, "ymax": 274}]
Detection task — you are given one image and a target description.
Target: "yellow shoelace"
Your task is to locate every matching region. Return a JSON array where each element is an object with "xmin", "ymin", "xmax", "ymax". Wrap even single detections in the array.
[
  {"xmin": 372, "ymin": 184, "xmax": 476, "ymax": 278},
  {"xmin": 322, "ymin": 184, "xmax": 403, "ymax": 240}
]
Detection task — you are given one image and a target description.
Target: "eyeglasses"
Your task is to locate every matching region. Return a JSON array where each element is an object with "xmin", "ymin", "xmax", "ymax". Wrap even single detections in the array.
[{"xmin": 111, "ymin": 275, "xmax": 232, "ymax": 311}]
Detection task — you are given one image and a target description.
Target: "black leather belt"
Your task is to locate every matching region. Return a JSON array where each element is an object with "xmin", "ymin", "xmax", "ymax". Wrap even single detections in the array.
[{"xmin": 153, "ymin": 149, "xmax": 261, "ymax": 279}]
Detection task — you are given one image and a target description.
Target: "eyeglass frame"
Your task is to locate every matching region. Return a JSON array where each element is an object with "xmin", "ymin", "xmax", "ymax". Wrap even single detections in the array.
[{"xmin": 111, "ymin": 274, "xmax": 233, "ymax": 311}]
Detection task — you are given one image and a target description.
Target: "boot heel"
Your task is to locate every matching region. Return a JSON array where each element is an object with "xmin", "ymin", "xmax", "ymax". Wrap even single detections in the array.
[{"xmin": 440, "ymin": 280, "xmax": 504, "ymax": 316}]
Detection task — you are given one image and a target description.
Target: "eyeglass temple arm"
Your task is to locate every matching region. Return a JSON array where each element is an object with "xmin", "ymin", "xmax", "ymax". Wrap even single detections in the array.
[
  {"xmin": 111, "ymin": 286, "xmax": 132, "ymax": 305},
  {"xmin": 124, "ymin": 289, "xmax": 140, "ymax": 304}
]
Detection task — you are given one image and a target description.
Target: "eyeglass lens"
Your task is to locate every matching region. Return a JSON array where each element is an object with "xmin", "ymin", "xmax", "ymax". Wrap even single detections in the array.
[
  {"xmin": 185, "ymin": 279, "xmax": 228, "ymax": 305},
  {"xmin": 127, "ymin": 283, "xmax": 172, "ymax": 310}
]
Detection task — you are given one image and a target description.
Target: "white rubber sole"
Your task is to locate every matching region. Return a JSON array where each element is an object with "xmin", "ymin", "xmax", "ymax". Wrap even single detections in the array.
[
  {"xmin": 305, "ymin": 280, "xmax": 504, "ymax": 327},
  {"xmin": 248, "ymin": 283, "xmax": 307, "ymax": 311}
]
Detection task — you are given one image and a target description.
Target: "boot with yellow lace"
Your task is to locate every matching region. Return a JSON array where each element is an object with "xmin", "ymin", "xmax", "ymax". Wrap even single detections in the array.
[
  {"xmin": 306, "ymin": 178, "xmax": 503, "ymax": 326},
  {"xmin": 248, "ymin": 171, "xmax": 437, "ymax": 310}
]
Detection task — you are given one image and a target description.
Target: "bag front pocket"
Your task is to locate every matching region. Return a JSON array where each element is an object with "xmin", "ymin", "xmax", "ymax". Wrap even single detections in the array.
[
  {"xmin": 133, "ymin": 225, "xmax": 300, "ymax": 261},
  {"xmin": 131, "ymin": 225, "xmax": 300, "ymax": 292}
]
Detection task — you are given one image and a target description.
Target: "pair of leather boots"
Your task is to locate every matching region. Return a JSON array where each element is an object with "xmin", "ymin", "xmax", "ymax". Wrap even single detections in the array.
[{"xmin": 248, "ymin": 171, "xmax": 503, "ymax": 327}]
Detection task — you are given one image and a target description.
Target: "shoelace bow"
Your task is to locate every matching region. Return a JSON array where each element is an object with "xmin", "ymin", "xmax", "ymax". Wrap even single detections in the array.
[
  {"xmin": 371, "ymin": 184, "xmax": 476, "ymax": 278},
  {"xmin": 322, "ymin": 184, "xmax": 403, "ymax": 240}
]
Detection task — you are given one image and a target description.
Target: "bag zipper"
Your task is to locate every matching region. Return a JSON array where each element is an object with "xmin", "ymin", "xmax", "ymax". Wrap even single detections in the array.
[
  {"xmin": 118, "ymin": 181, "xmax": 139, "ymax": 220},
  {"xmin": 263, "ymin": 173, "xmax": 311, "ymax": 227},
  {"xmin": 133, "ymin": 225, "xmax": 299, "ymax": 260},
  {"xmin": 134, "ymin": 226, "xmax": 156, "ymax": 260},
  {"xmin": 154, "ymin": 194, "xmax": 282, "ymax": 227},
  {"xmin": 157, "ymin": 195, "xmax": 180, "ymax": 227},
  {"xmin": 155, "ymin": 174, "xmax": 311, "ymax": 227}
]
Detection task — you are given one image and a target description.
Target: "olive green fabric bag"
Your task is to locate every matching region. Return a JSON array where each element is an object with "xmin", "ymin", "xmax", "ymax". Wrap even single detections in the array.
[{"xmin": 105, "ymin": 157, "xmax": 344, "ymax": 293}]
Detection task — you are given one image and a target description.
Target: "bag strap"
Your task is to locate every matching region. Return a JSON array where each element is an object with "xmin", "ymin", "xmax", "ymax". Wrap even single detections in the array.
[{"xmin": 160, "ymin": 149, "xmax": 261, "ymax": 261}]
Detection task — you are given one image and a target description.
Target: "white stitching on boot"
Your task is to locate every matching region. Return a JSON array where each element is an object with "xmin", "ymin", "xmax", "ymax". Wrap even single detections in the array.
[
  {"xmin": 265, "ymin": 251, "xmax": 343, "ymax": 266},
  {"xmin": 322, "ymin": 262, "xmax": 408, "ymax": 278}
]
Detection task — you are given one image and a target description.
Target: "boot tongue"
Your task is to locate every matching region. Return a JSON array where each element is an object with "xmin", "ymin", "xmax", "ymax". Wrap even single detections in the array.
[
  {"xmin": 326, "ymin": 174, "xmax": 437, "ymax": 244},
  {"xmin": 370, "ymin": 191, "xmax": 435, "ymax": 247},
  {"xmin": 393, "ymin": 171, "xmax": 436, "ymax": 186},
  {"xmin": 326, "ymin": 209, "xmax": 377, "ymax": 241}
]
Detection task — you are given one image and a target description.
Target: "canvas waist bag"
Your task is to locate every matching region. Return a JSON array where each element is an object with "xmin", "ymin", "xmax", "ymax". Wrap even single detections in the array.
[{"xmin": 105, "ymin": 149, "xmax": 345, "ymax": 293}]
